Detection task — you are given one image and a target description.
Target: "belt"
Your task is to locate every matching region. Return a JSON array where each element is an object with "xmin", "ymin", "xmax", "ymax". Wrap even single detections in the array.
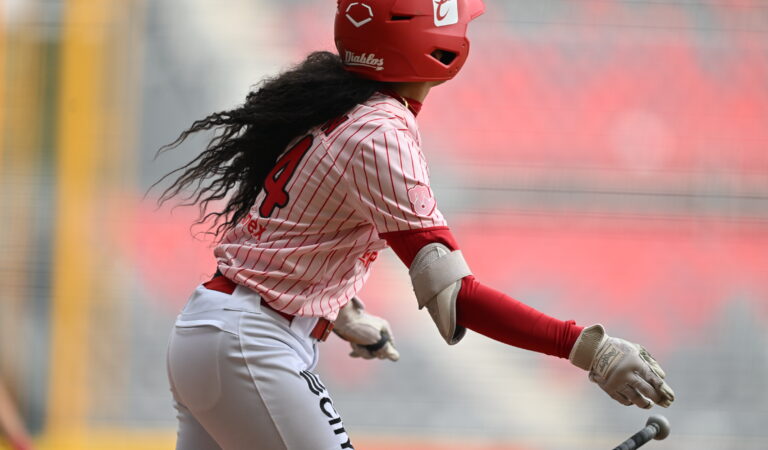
[{"xmin": 202, "ymin": 274, "xmax": 335, "ymax": 342}]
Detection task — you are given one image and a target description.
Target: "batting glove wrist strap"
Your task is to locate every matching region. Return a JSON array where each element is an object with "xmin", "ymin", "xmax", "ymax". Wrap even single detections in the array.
[
  {"xmin": 569, "ymin": 324, "xmax": 606, "ymax": 370},
  {"xmin": 333, "ymin": 297, "xmax": 400, "ymax": 361}
]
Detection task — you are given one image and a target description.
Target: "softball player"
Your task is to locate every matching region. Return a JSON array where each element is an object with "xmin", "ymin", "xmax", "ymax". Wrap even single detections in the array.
[{"xmin": 161, "ymin": 1, "xmax": 675, "ymax": 449}]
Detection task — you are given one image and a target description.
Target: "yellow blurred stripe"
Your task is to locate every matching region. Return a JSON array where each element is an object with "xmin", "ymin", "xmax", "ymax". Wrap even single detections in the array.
[
  {"xmin": 0, "ymin": 4, "xmax": 5, "ymax": 173},
  {"xmin": 2, "ymin": 4, "xmax": 45, "ymax": 168},
  {"xmin": 48, "ymin": 0, "xmax": 115, "ymax": 438},
  {"xmin": 35, "ymin": 430, "xmax": 175, "ymax": 450},
  {"xmin": 0, "ymin": 1, "xmax": 47, "ymax": 408}
]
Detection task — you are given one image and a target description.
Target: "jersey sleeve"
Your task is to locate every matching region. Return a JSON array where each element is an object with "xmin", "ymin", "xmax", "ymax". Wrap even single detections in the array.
[{"xmin": 343, "ymin": 128, "xmax": 447, "ymax": 233}]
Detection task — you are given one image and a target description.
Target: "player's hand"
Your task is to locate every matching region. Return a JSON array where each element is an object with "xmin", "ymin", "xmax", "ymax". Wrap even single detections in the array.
[
  {"xmin": 569, "ymin": 325, "xmax": 675, "ymax": 409},
  {"xmin": 333, "ymin": 297, "xmax": 400, "ymax": 361}
]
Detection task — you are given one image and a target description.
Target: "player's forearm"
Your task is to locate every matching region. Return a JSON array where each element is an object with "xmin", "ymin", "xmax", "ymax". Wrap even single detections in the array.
[
  {"xmin": 382, "ymin": 227, "xmax": 583, "ymax": 357},
  {"xmin": 456, "ymin": 275, "xmax": 582, "ymax": 358}
]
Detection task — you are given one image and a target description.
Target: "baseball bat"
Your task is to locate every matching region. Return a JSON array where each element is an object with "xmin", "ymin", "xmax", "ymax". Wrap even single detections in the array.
[{"xmin": 612, "ymin": 415, "xmax": 670, "ymax": 450}]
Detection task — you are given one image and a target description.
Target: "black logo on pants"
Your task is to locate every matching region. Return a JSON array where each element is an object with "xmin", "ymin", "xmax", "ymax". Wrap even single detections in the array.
[{"xmin": 299, "ymin": 370, "xmax": 354, "ymax": 449}]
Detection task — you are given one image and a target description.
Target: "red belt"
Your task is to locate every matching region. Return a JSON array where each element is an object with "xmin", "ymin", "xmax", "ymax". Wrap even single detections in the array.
[{"xmin": 202, "ymin": 275, "xmax": 334, "ymax": 342}]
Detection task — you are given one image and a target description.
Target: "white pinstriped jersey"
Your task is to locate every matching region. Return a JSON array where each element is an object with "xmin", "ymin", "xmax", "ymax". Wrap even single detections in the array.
[{"xmin": 214, "ymin": 93, "xmax": 446, "ymax": 320}]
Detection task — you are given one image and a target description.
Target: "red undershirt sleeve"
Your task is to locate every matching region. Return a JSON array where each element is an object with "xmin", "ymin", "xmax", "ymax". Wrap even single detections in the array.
[
  {"xmin": 380, "ymin": 227, "xmax": 583, "ymax": 359},
  {"xmin": 456, "ymin": 275, "xmax": 583, "ymax": 358}
]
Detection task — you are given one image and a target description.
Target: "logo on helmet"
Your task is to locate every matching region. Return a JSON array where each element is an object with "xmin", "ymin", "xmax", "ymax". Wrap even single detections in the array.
[
  {"xmin": 433, "ymin": 0, "xmax": 459, "ymax": 27},
  {"xmin": 345, "ymin": 2, "xmax": 374, "ymax": 28},
  {"xmin": 344, "ymin": 51, "xmax": 385, "ymax": 71}
]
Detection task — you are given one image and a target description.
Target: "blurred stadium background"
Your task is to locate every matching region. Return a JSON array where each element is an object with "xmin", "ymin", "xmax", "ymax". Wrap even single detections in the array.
[{"xmin": 1, "ymin": 0, "xmax": 767, "ymax": 448}]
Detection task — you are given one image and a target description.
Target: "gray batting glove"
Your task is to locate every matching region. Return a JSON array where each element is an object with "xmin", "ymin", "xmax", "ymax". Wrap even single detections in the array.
[
  {"xmin": 570, "ymin": 324, "xmax": 675, "ymax": 409},
  {"xmin": 333, "ymin": 297, "xmax": 400, "ymax": 361}
]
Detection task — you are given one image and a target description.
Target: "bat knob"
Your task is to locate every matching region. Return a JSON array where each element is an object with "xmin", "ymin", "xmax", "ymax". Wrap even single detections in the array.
[{"xmin": 646, "ymin": 415, "xmax": 670, "ymax": 440}]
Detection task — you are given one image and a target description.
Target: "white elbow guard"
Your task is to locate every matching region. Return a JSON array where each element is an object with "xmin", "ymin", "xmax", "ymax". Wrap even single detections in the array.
[{"xmin": 409, "ymin": 243, "xmax": 472, "ymax": 345}]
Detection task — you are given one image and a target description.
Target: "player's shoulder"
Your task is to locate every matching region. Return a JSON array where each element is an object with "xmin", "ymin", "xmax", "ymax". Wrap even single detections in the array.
[
  {"xmin": 360, "ymin": 92, "xmax": 411, "ymax": 127},
  {"xmin": 320, "ymin": 92, "xmax": 418, "ymax": 146}
]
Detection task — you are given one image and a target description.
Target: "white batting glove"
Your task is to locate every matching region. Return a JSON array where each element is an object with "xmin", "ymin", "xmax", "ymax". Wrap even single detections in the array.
[
  {"xmin": 333, "ymin": 297, "xmax": 400, "ymax": 361},
  {"xmin": 570, "ymin": 325, "xmax": 675, "ymax": 409}
]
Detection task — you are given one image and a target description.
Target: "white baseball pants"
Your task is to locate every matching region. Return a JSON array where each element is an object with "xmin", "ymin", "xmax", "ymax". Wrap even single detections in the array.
[{"xmin": 166, "ymin": 284, "xmax": 354, "ymax": 450}]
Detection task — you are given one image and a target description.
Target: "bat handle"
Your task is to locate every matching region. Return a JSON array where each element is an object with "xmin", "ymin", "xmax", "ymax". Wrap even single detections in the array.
[{"xmin": 613, "ymin": 423, "xmax": 659, "ymax": 450}]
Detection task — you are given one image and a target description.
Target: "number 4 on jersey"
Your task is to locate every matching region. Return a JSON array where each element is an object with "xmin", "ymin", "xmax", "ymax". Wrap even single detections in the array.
[{"xmin": 259, "ymin": 135, "xmax": 313, "ymax": 218}]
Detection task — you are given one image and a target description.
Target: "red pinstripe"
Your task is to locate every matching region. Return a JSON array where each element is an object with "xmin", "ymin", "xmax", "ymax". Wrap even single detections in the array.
[
  {"xmin": 229, "ymin": 107, "xmax": 375, "ymax": 272},
  {"xmin": 394, "ymin": 132, "xmax": 415, "ymax": 229},
  {"xmin": 384, "ymin": 133, "xmax": 406, "ymax": 229},
  {"xmin": 249, "ymin": 123, "xmax": 386, "ymax": 286},
  {"xmin": 361, "ymin": 139, "xmax": 385, "ymax": 228},
  {"xmin": 267, "ymin": 195, "xmax": 350, "ymax": 296},
  {"xmin": 417, "ymin": 143, "xmax": 437, "ymax": 228},
  {"xmin": 237, "ymin": 139, "xmax": 356, "ymax": 279},
  {"xmin": 236, "ymin": 122, "xmax": 384, "ymax": 306},
  {"xmin": 404, "ymin": 135, "xmax": 428, "ymax": 229},
  {"xmin": 310, "ymin": 226, "xmax": 375, "ymax": 316},
  {"xmin": 295, "ymin": 226, "xmax": 368, "ymax": 317},
  {"xmin": 279, "ymin": 219, "xmax": 359, "ymax": 314},
  {"xmin": 215, "ymin": 94, "xmax": 446, "ymax": 319},
  {"xmin": 352, "ymin": 157, "xmax": 377, "ymax": 223},
  {"xmin": 373, "ymin": 136, "xmax": 398, "ymax": 231}
]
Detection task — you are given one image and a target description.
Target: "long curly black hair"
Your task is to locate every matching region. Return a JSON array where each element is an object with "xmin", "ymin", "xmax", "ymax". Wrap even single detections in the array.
[{"xmin": 154, "ymin": 51, "xmax": 382, "ymax": 237}]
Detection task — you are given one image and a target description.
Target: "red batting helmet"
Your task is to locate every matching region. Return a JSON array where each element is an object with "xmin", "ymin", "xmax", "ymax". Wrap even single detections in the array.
[{"xmin": 334, "ymin": 0, "xmax": 485, "ymax": 82}]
